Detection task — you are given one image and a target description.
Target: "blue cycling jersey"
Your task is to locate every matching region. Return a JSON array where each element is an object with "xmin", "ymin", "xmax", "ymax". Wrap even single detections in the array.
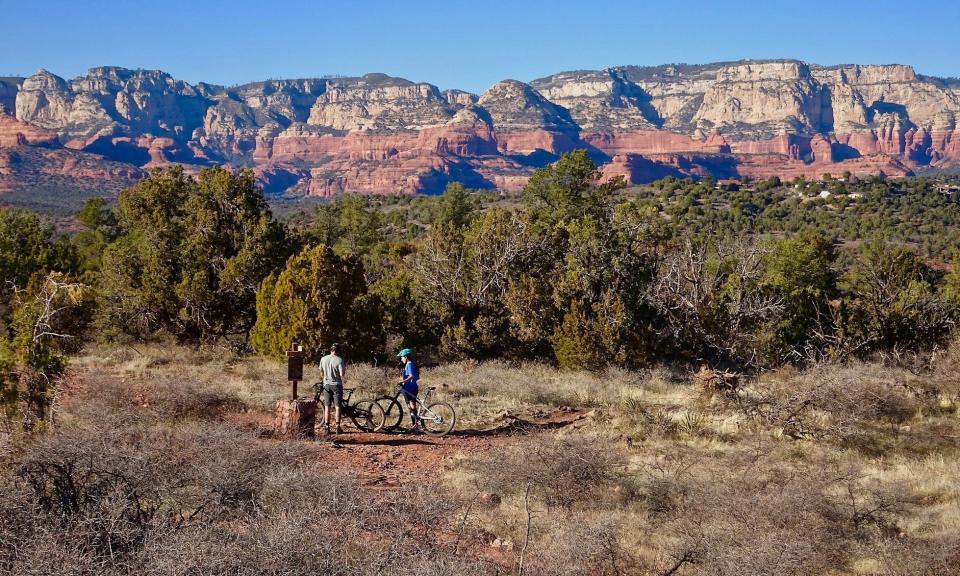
[{"xmin": 403, "ymin": 360, "xmax": 419, "ymax": 387}]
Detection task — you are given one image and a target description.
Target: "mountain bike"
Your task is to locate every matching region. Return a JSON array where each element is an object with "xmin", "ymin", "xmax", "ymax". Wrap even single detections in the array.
[
  {"xmin": 313, "ymin": 385, "xmax": 386, "ymax": 432},
  {"xmin": 375, "ymin": 385, "xmax": 457, "ymax": 436}
]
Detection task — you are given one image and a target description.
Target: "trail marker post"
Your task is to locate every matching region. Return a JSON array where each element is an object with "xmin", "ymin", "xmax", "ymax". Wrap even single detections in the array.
[
  {"xmin": 274, "ymin": 341, "xmax": 315, "ymax": 438},
  {"xmin": 286, "ymin": 341, "xmax": 304, "ymax": 400}
]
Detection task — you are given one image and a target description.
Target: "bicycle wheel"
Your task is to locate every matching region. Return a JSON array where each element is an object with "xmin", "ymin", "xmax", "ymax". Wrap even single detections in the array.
[
  {"xmin": 350, "ymin": 400, "xmax": 385, "ymax": 432},
  {"xmin": 377, "ymin": 397, "xmax": 404, "ymax": 432},
  {"xmin": 420, "ymin": 402, "xmax": 456, "ymax": 437}
]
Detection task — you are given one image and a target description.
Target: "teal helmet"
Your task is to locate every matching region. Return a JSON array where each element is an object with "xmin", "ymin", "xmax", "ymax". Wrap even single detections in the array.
[{"xmin": 396, "ymin": 348, "xmax": 413, "ymax": 357}]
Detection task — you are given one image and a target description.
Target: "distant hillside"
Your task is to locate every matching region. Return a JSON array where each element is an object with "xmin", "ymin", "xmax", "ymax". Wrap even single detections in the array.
[
  {"xmin": 0, "ymin": 145, "xmax": 141, "ymax": 215},
  {"xmin": 1, "ymin": 59, "xmax": 959, "ymax": 200}
]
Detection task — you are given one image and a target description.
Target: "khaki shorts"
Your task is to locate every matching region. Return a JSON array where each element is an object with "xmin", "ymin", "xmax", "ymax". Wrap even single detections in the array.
[{"xmin": 319, "ymin": 384, "xmax": 343, "ymax": 407}]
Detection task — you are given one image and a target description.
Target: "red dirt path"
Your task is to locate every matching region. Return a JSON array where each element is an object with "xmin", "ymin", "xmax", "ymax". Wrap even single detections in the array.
[{"xmin": 304, "ymin": 409, "xmax": 589, "ymax": 488}]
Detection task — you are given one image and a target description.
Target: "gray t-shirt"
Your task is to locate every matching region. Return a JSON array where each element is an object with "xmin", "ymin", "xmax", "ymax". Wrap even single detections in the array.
[{"xmin": 319, "ymin": 353, "xmax": 345, "ymax": 386}]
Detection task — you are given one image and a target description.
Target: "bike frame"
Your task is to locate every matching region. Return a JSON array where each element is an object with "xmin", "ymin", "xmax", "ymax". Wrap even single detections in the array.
[{"xmin": 390, "ymin": 387, "xmax": 441, "ymax": 422}]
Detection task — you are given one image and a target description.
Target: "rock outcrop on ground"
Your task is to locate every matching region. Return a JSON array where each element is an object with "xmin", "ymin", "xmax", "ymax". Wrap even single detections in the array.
[{"xmin": 2, "ymin": 59, "xmax": 960, "ymax": 197}]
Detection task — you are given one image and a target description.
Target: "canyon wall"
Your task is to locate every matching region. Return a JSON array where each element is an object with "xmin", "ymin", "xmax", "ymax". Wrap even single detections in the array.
[{"xmin": 3, "ymin": 60, "xmax": 960, "ymax": 197}]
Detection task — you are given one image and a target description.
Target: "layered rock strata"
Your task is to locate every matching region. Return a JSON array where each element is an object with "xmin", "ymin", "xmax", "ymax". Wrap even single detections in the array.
[{"xmin": 4, "ymin": 60, "xmax": 960, "ymax": 197}]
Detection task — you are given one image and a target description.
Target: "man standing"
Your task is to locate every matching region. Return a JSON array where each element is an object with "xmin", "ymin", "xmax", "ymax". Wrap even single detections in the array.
[{"xmin": 319, "ymin": 343, "xmax": 345, "ymax": 434}]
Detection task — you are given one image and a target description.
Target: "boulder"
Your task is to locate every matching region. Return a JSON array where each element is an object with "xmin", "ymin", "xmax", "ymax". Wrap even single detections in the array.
[{"xmin": 273, "ymin": 398, "xmax": 318, "ymax": 438}]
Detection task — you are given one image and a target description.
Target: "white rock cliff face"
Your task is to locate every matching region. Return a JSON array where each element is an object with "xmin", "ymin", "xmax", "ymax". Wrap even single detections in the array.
[
  {"xmin": 477, "ymin": 80, "xmax": 576, "ymax": 132},
  {"xmin": 691, "ymin": 62, "xmax": 825, "ymax": 139},
  {"xmin": 15, "ymin": 68, "xmax": 208, "ymax": 143},
  {"xmin": 15, "ymin": 70, "xmax": 74, "ymax": 131},
  {"xmin": 307, "ymin": 75, "xmax": 455, "ymax": 132},
  {"xmin": 12, "ymin": 61, "xmax": 960, "ymax": 147},
  {"xmin": 531, "ymin": 70, "xmax": 658, "ymax": 130},
  {"xmin": 813, "ymin": 65, "xmax": 960, "ymax": 132},
  {"xmin": 4, "ymin": 60, "xmax": 960, "ymax": 195},
  {"xmin": 0, "ymin": 79, "xmax": 21, "ymax": 115}
]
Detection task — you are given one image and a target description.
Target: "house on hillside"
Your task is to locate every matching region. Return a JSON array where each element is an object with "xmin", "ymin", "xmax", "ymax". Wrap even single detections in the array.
[
  {"xmin": 715, "ymin": 179, "xmax": 741, "ymax": 192},
  {"xmin": 937, "ymin": 183, "xmax": 960, "ymax": 203},
  {"xmin": 937, "ymin": 183, "xmax": 960, "ymax": 194}
]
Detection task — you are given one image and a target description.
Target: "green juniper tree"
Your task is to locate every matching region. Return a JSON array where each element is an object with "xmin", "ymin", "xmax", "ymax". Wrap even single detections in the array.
[
  {"xmin": 761, "ymin": 231, "xmax": 838, "ymax": 362},
  {"xmin": 250, "ymin": 244, "xmax": 384, "ymax": 362},
  {"xmin": 98, "ymin": 166, "xmax": 289, "ymax": 341},
  {"xmin": 1, "ymin": 273, "xmax": 92, "ymax": 429}
]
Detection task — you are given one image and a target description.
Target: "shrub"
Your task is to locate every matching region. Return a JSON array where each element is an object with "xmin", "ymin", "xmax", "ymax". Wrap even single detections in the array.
[
  {"xmin": 840, "ymin": 238, "xmax": 955, "ymax": 355},
  {"xmin": 416, "ymin": 209, "xmax": 531, "ymax": 360},
  {"xmin": 738, "ymin": 363, "xmax": 919, "ymax": 447},
  {"xmin": 871, "ymin": 535, "xmax": 960, "ymax": 576},
  {"xmin": 648, "ymin": 237, "xmax": 782, "ymax": 370},
  {"xmin": 0, "ymin": 207, "xmax": 76, "ymax": 297},
  {"xmin": 551, "ymin": 300, "xmax": 608, "ymax": 370},
  {"xmin": 0, "ymin": 407, "xmax": 493, "ymax": 575},
  {"xmin": 139, "ymin": 377, "xmax": 247, "ymax": 421},
  {"xmin": 522, "ymin": 149, "xmax": 625, "ymax": 228},
  {"xmin": 929, "ymin": 339, "xmax": 960, "ymax": 409},
  {"xmin": 480, "ymin": 435, "xmax": 626, "ymax": 510},
  {"xmin": 369, "ymin": 267, "xmax": 440, "ymax": 356},
  {"xmin": 98, "ymin": 166, "xmax": 289, "ymax": 341},
  {"xmin": 250, "ymin": 244, "xmax": 384, "ymax": 362},
  {"xmin": 523, "ymin": 518, "xmax": 628, "ymax": 576},
  {"xmin": 1, "ymin": 273, "xmax": 93, "ymax": 428},
  {"xmin": 8, "ymin": 421, "xmax": 295, "ymax": 560},
  {"xmin": 431, "ymin": 182, "xmax": 476, "ymax": 228},
  {"xmin": 667, "ymin": 463, "xmax": 848, "ymax": 576},
  {"xmin": 761, "ymin": 231, "xmax": 838, "ymax": 362}
]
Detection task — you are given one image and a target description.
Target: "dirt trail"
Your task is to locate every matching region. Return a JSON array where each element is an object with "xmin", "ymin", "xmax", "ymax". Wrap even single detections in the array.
[
  {"xmin": 309, "ymin": 409, "xmax": 589, "ymax": 488},
  {"xmin": 64, "ymin": 368, "xmax": 589, "ymax": 488}
]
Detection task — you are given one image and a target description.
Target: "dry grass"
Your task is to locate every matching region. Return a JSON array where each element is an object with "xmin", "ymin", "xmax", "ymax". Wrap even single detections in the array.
[
  {"xmin": 72, "ymin": 343, "xmax": 288, "ymax": 413},
  {"xmin": 4, "ymin": 343, "xmax": 959, "ymax": 575},
  {"xmin": 2, "ymin": 356, "xmax": 495, "ymax": 575},
  {"xmin": 443, "ymin": 356, "xmax": 960, "ymax": 575}
]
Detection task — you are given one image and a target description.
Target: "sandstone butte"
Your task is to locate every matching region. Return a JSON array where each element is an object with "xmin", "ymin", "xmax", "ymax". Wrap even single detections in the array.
[{"xmin": 2, "ymin": 60, "xmax": 959, "ymax": 197}]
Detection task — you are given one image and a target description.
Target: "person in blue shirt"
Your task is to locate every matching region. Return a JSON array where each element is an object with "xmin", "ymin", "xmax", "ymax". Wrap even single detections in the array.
[{"xmin": 397, "ymin": 348, "xmax": 420, "ymax": 429}]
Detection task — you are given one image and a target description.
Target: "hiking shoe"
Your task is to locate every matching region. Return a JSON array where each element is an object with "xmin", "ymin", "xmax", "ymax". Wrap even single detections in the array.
[{"xmin": 335, "ymin": 425, "xmax": 343, "ymax": 435}]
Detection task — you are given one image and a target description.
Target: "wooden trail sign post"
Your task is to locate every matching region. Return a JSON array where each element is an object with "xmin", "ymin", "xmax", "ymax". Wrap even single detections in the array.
[
  {"xmin": 287, "ymin": 341, "xmax": 304, "ymax": 400},
  {"xmin": 273, "ymin": 340, "xmax": 316, "ymax": 438}
]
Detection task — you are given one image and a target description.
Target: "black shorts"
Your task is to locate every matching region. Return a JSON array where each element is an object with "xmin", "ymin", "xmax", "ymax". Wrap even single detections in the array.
[
  {"xmin": 400, "ymin": 384, "xmax": 419, "ymax": 402},
  {"xmin": 320, "ymin": 384, "xmax": 343, "ymax": 407}
]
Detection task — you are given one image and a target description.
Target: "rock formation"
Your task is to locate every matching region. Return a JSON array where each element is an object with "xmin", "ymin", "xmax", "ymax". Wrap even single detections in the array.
[
  {"xmin": 0, "ymin": 145, "xmax": 142, "ymax": 196},
  {"xmin": 3, "ymin": 59, "xmax": 960, "ymax": 197},
  {"xmin": 0, "ymin": 114, "xmax": 58, "ymax": 147}
]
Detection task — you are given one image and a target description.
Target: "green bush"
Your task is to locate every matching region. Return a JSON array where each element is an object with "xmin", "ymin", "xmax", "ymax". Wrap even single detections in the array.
[
  {"xmin": 2, "ymin": 273, "xmax": 93, "ymax": 428},
  {"xmin": 0, "ymin": 207, "xmax": 77, "ymax": 337},
  {"xmin": 98, "ymin": 166, "xmax": 289, "ymax": 341},
  {"xmin": 551, "ymin": 300, "xmax": 608, "ymax": 371},
  {"xmin": 415, "ymin": 209, "xmax": 529, "ymax": 360},
  {"xmin": 0, "ymin": 207, "xmax": 76, "ymax": 290},
  {"xmin": 762, "ymin": 231, "xmax": 838, "ymax": 362},
  {"xmin": 250, "ymin": 244, "xmax": 384, "ymax": 362},
  {"xmin": 840, "ymin": 238, "xmax": 954, "ymax": 355}
]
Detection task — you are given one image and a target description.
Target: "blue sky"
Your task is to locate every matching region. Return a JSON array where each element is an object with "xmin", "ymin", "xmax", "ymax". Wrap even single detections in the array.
[{"xmin": 1, "ymin": 0, "xmax": 958, "ymax": 93}]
